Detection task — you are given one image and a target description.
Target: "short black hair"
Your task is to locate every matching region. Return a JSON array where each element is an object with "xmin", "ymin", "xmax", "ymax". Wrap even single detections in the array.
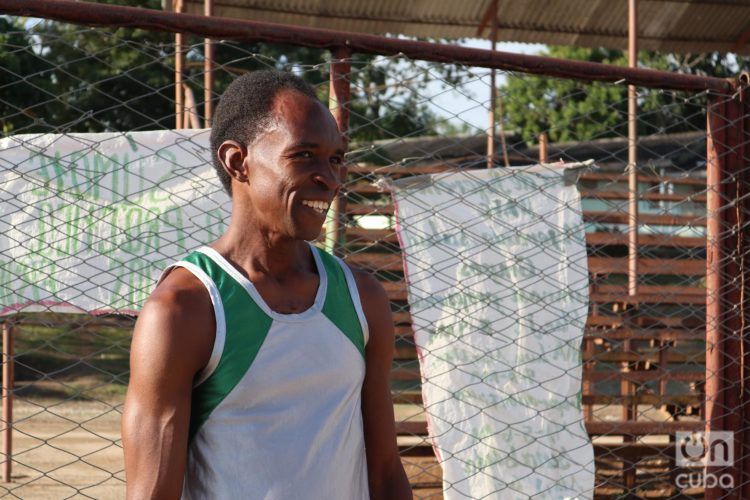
[{"xmin": 210, "ymin": 70, "xmax": 318, "ymax": 195}]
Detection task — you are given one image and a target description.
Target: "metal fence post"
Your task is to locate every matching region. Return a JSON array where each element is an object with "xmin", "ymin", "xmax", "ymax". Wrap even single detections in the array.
[
  {"xmin": 627, "ymin": 0, "xmax": 639, "ymax": 298},
  {"xmin": 2, "ymin": 322, "xmax": 13, "ymax": 483},
  {"xmin": 174, "ymin": 0, "xmax": 185, "ymax": 129},
  {"xmin": 203, "ymin": 0, "xmax": 214, "ymax": 127},
  {"xmin": 741, "ymin": 78, "xmax": 750, "ymax": 500},
  {"xmin": 328, "ymin": 46, "xmax": 351, "ymax": 257},
  {"xmin": 705, "ymin": 81, "xmax": 750, "ymax": 499}
]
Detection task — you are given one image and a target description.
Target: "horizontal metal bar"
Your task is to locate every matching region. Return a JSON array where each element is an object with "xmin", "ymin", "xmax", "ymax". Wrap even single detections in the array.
[
  {"xmin": 395, "ymin": 419, "xmax": 704, "ymax": 437},
  {"xmin": 2, "ymin": 0, "xmax": 734, "ymax": 93}
]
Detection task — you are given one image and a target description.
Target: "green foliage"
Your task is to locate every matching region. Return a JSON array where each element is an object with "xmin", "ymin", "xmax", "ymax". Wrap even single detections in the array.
[
  {"xmin": 1, "ymin": 14, "xmax": 175, "ymax": 134},
  {"xmin": 0, "ymin": 10, "xmax": 449, "ymax": 141},
  {"xmin": 501, "ymin": 46, "xmax": 745, "ymax": 145}
]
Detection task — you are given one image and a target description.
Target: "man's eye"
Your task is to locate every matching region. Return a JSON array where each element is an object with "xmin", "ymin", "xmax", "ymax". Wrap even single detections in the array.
[
  {"xmin": 295, "ymin": 151, "xmax": 313, "ymax": 159},
  {"xmin": 330, "ymin": 156, "xmax": 343, "ymax": 165}
]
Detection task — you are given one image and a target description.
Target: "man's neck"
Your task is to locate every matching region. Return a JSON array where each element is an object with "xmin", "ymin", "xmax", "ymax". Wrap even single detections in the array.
[{"xmin": 211, "ymin": 216, "xmax": 312, "ymax": 282}]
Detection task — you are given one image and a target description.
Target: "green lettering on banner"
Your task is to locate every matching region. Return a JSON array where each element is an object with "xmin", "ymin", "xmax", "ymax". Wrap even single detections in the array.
[
  {"xmin": 108, "ymin": 152, "xmax": 125, "ymax": 198},
  {"xmin": 2, "ymin": 131, "xmax": 224, "ymax": 315},
  {"xmin": 121, "ymin": 207, "xmax": 144, "ymax": 254},
  {"xmin": 28, "ymin": 152, "xmax": 51, "ymax": 196},
  {"xmin": 142, "ymin": 208, "xmax": 163, "ymax": 254},
  {"xmin": 62, "ymin": 203, "xmax": 80, "ymax": 256},
  {"xmin": 49, "ymin": 150, "xmax": 73, "ymax": 194},
  {"xmin": 149, "ymin": 154, "xmax": 176, "ymax": 203},
  {"xmin": 93, "ymin": 152, "xmax": 116, "ymax": 200},
  {"xmin": 163, "ymin": 207, "xmax": 187, "ymax": 252},
  {"xmin": 398, "ymin": 173, "xmax": 591, "ymax": 493}
]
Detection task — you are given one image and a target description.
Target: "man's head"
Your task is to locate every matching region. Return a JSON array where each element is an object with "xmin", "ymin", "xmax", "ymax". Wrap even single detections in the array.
[
  {"xmin": 211, "ymin": 70, "xmax": 345, "ymax": 241},
  {"xmin": 210, "ymin": 70, "xmax": 319, "ymax": 196}
]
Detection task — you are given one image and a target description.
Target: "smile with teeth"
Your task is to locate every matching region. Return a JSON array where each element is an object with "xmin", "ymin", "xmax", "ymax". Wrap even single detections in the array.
[{"xmin": 301, "ymin": 199, "xmax": 330, "ymax": 214}]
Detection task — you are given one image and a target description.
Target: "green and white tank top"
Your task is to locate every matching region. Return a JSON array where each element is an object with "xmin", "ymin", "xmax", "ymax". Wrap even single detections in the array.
[{"xmin": 161, "ymin": 243, "xmax": 370, "ymax": 500}]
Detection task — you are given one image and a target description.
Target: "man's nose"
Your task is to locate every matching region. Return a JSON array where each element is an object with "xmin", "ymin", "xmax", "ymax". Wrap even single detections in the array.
[{"xmin": 312, "ymin": 167, "xmax": 341, "ymax": 192}]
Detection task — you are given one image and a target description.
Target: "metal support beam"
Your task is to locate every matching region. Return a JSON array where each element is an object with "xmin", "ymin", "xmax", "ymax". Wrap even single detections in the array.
[
  {"xmin": 476, "ymin": 0, "xmax": 497, "ymax": 38},
  {"xmin": 174, "ymin": 0, "xmax": 185, "ymax": 129},
  {"xmin": 487, "ymin": 1, "xmax": 497, "ymax": 169},
  {"xmin": 328, "ymin": 47, "xmax": 351, "ymax": 257},
  {"xmin": 183, "ymin": 84, "xmax": 202, "ymax": 128},
  {"xmin": 731, "ymin": 22, "xmax": 750, "ymax": 54},
  {"xmin": 3, "ymin": 0, "xmax": 733, "ymax": 93},
  {"xmin": 538, "ymin": 132, "xmax": 548, "ymax": 163},
  {"xmin": 623, "ymin": 3, "xmax": 639, "ymax": 492},
  {"xmin": 627, "ymin": 0, "xmax": 638, "ymax": 298},
  {"xmin": 2, "ymin": 323, "xmax": 12, "ymax": 483},
  {"xmin": 705, "ymin": 80, "xmax": 750, "ymax": 499},
  {"xmin": 204, "ymin": 0, "xmax": 214, "ymax": 127}
]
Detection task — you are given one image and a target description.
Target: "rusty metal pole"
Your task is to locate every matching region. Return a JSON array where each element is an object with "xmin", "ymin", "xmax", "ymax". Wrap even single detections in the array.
[
  {"xmin": 486, "ymin": 2, "xmax": 497, "ymax": 169},
  {"xmin": 328, "ymin": 47, "xmax": 351, "ymax": 257},
  {"xmin": 183, "ymin": 84, "xmax": 202, "ymax": 128},
  {"xmin": 721, "ymin": 87, "xmax": 743, "ymax": 500},
  {"xmin": 622, "ymin": 2, "xmax": 639, "ymax": 494},
  {"xmin": 539, "ymin": 132, "xmax": 548, "ymax": 163},
  {"xmin": 739, "ymin": 77, "xmax": 750, "ymax": 500},
  {"xmin": 174, "ymin": 0, "xmax": 184, "ymax": 129},
  {"xmin": 2, "ymin": 323, "xmax": 12, "ymax": 483},
  {"xmin": 203, "ymin": 0, "xmax": 214, "ymax": 127},
  {"xmin": 3, "ymin": 0, "xmax": 735, "ymax": 94},
  {"xmin": 705, "ymin": 83, "xmax": 749, "ymax": 500},
  {"xmin": 627, "ymin": 0, "xmax": 639, "ymax": 298},
  {"xmin": 705, "ymin": 94, "xmax": 725, "ymax": 500}
]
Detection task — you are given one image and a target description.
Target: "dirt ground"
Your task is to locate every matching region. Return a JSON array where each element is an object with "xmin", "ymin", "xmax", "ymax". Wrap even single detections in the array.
[
  {"xmin": 0, "ymin": 399, "xmax": 124, "ymax": 499},
  {"xmin": 0, "ymin": 399, "xmax": 691, "ymax": 498}
]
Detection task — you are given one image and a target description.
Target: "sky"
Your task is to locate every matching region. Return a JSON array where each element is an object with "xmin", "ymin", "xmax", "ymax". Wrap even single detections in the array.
[{"xmin": 428, "ymin": 39, "xmax": 545, "ymax": 133}]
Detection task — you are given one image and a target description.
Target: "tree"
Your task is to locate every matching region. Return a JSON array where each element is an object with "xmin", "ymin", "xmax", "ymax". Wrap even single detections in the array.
[
  {"xmin": 500, "ymin": 46, "xmax": 745, "ymax": 144},
  {"xmin": 0, "ymin": 4, "xmax": 454, "ymax": 141}
]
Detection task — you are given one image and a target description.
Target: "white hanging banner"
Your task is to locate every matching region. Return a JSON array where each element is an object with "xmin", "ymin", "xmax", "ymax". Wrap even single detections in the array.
[
  {"xmin": 0, "ymin": 129, "xmax": 228, "ymax": 315},
  {"xmin": 392, "ymin": 165, "xmax": 595, "ymax": 499}
]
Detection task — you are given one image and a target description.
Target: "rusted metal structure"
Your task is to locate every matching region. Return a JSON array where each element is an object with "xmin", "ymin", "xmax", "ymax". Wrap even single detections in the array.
[
  {"xmin": 1, "ymin": 323, "xmax": 11, "ymax": 484},
  {"xmin": 174, "ymin": 0, "xmax": 750, "ymax": 55},
  {"xmin": 1, "ymin": 0, "xmax": 732, "ymax": 92},
  {"xmin": 1, "ymin": 0, "xmax": 748, "ymax": 497},
  {"xmin": 486, "ymin": 0, "xmax": 497, "ymax": 169},
  {"xmin": 627, "ymin": 0, "xmax": 639, "ymax": 299},
  {"xmin": 203, "ymin": 0, "xmax": 213, "ymax": 127},
  {"xmin": 173, "ymin": 0, "xmax": 185, "ymax": 129},
  {"xmin": 327, "ymin": 46, "xmax": 352, "ymax": 256},
  {"xmin": 705, "ymin": 82, "xmax": 750, "ymax": 499}
]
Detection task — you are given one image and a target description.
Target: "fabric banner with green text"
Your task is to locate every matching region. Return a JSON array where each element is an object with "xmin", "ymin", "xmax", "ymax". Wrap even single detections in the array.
[
  {"xmin": 0, "ymin": 129, "xmax": 228, "ymax": 315},
  {"xmin": 392, "ymin": 165, "xmax": 595, "ymax": 499}
]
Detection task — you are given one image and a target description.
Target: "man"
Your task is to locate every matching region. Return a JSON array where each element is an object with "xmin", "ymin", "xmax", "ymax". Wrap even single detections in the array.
[{"xmin": 122, "ymin": 70, "xmax": 412, "ymax": 499}]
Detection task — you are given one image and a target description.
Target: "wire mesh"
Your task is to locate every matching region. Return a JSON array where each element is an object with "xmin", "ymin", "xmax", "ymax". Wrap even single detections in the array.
[{"xmin": 0, "ymin": 13, "xmax": 746, "ymax": 500}]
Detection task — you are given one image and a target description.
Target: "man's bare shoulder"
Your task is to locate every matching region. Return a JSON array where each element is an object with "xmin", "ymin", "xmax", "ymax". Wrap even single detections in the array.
[
  {"xmin": 133, "ymin": 267, "xmax": 215, "ymax": 374},
  {"xmin": 347, "ymin": 265, "xmax": 388, "ymax": 307},
  {"xmin": 345, "ymin": 265, "xmax": 393, "ymax": 348},
  {"xmin": 145, "ymin": 267, "xmax": 213, "ymax": 318}
]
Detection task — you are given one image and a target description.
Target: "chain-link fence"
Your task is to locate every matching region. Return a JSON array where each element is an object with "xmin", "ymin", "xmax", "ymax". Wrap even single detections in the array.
[{"xmin": 0, "ymin": 5, "xmax": 748, "ymax": 499}]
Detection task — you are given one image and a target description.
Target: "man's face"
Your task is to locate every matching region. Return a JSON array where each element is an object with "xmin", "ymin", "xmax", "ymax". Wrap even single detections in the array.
[{"xmin": 240, "ymin": 89, "xmax": 345, "ymax": 242}]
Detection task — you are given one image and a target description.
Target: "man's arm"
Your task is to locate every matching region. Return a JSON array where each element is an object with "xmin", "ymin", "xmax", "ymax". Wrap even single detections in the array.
[
  {"xmin": 352, "ymin": 268, "xmax": 413, "ymax": 500},
  {"xmin": 122, "ymin": 268, "xmax": 214, "ymax": 500}
]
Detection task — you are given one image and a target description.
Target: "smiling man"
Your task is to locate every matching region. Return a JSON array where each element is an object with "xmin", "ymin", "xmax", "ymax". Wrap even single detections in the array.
[{"xmin": 122, "ymin": 70, "xmax": 411, "ymax": 500}]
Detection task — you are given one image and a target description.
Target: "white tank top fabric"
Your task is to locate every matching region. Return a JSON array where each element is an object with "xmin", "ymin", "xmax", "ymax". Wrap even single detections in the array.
[{"xmin": 161, "ymin": 243, "xmax": 370, "ymax": 499}]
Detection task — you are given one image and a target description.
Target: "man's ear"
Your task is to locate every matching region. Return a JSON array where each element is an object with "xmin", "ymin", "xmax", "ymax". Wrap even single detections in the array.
[{"xmin": 217, "ymin": 140, "xmax": 249, "ymax": 184}]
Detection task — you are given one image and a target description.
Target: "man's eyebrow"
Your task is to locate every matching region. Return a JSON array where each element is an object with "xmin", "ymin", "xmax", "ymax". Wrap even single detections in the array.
[
  {"xmin": 286, "ymin": 142, "xmax": 318, "ymax": 150},
  {"xmin": 286, "ymin": 142, "xmax": 346, "ymax": 156}
]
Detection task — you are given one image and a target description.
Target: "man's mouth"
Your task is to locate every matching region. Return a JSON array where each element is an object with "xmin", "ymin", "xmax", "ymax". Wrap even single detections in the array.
[{"xmin": 300, "ymin": 199, "xmax": 330, "ymax": 215}]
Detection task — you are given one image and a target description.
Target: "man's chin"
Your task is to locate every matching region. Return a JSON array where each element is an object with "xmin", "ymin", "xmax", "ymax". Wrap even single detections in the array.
[{"xmin": 293, "ymin": 225, "xmax": 324, "ymax": 242}]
